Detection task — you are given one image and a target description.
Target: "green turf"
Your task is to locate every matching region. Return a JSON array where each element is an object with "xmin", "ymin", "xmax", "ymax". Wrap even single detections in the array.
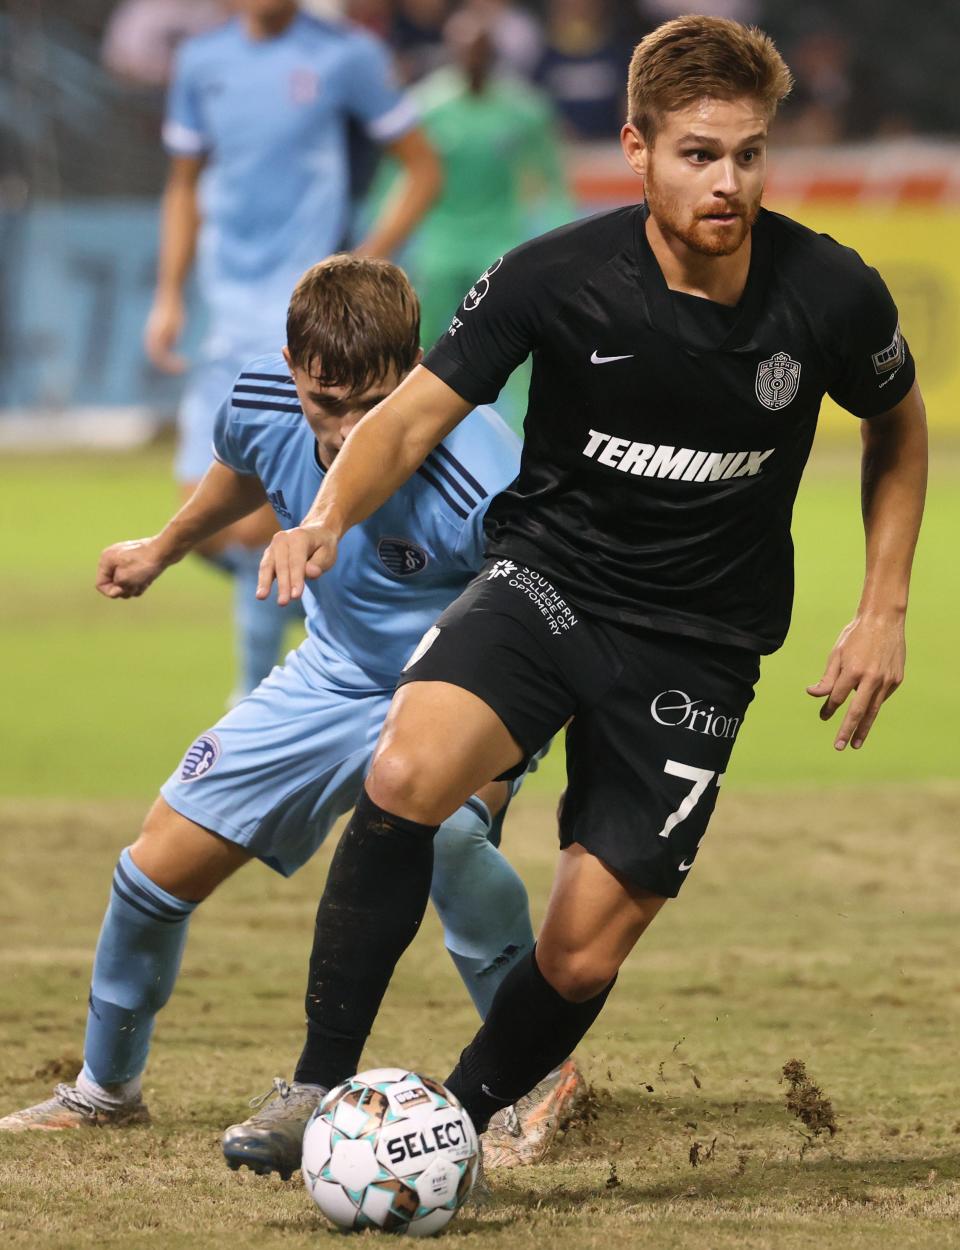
[
  {"xmin": 0, "ymin": 435, "xmax": 953, "ymax": 799},
  {"xmin": 0, "ymin": 788, "xmax": 958, "ymax": 1248}
]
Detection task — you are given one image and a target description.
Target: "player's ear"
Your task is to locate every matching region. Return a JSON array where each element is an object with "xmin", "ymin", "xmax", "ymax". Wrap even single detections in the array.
[
  {"xmin": 281, "ymin": 345, "xmax": 294, "ymax": 376},
  {"xmin": 621, "ymin": 123, "xmax": 648, "ymax": 179}
]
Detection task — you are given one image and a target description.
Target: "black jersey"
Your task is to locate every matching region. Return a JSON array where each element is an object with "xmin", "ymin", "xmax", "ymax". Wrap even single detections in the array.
[{"xmin": 422, "ymin": 205, "xmax": 916, "ymax": 654}]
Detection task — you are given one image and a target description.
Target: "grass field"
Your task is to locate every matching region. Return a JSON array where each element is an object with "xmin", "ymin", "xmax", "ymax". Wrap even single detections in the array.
[
  {"xmin": 1, "ymin": 788, "xmax": 958, "ymax": 1248},
  {"xmin": 0, "ymin": 436, "xmax": 957, "ymax": 1247},
  {"xmin": 0, "ymin": 434, "xmax": 955, "ymax": 798}
]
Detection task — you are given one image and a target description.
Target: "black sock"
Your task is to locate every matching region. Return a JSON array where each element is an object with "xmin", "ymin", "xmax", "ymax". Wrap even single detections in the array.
[
  {"xmin": 445, "ymin": 947, "xmax": 615, "ymax": 1132},
  {"xmin": 294, "ymin": 789, "xmax": 438, "ymax": 1089}
]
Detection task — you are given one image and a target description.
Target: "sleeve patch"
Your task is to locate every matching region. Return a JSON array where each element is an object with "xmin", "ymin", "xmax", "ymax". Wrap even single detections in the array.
[{"xmin": 871, "ymin": 323, "xmax": 905, "ymax": 375}]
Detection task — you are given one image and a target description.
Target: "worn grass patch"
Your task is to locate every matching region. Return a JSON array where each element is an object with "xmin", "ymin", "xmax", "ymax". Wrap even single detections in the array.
[{"xmin": 1, "ymin": 787, "xmax": 958, "ymax": 1248}]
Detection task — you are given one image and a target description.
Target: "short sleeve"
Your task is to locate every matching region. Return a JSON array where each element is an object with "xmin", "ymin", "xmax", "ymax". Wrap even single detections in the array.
[
  {"xmin": 212, "ymin": 397, "xmax": 257, "ymax": 476},
  {"xmin": 162, "ymin": 43, "xmax": 210, "ymax": 156},
  {"xmin": 338, "ymin": 31, "xmax": 417, "ymax": 143},
  {"xmin": 827, "ymin": 262, "xmax": 916, "ymax": 418},
  {"xmin": 423, "ymin": 247, "xmax": 545, "ymax": 405}
]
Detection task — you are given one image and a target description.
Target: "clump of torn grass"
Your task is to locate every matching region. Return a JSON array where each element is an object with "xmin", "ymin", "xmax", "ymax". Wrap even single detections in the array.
[{"xmin": 782, "ymin": 1058, "xmax": 838, "ymax": 1137}]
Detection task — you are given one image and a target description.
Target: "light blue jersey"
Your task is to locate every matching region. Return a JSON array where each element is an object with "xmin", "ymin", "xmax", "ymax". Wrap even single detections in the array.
[
  {"xmin": 160, "ymin": 352, "xmax": 521, "ymax": 876},
  {"xmin": 212, "ymin": 353, "xmax": 520, "ymax": 686},
  {"xmin": 78, "ymin": 369, "xmax": 530, "ymax": 1100},
  {"xmin": 164, "ymin": 12, "xmax": 415, "ymax": 349}
]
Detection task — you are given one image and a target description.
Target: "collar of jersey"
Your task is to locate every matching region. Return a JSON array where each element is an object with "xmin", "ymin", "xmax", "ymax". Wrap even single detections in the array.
[
  {"xmin": 312, "ymin": 438, "xmax": 327, "ymax": 478},
  {"xmin": 634, "ymin": 202, "xmax": 773, "ymax": 357}
]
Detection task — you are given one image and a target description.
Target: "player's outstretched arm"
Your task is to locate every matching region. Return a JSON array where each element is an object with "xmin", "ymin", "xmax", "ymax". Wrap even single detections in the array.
[
  {"xmin": 806, "ymin": 382, "xmax": 928, "ymax": 750},
  {"xmin": 96, "ymin": 462, "xmax": 269, "ymax": 599},
  {"xmin": 258, "ymin": 366, "xmax": 473, "ymax": 605}
]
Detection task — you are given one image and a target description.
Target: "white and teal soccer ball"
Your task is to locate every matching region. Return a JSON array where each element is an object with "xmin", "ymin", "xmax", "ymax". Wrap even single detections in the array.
[{"xmin": 301, "ymin": 1068, "xmax": 479, "ymax": 1236}]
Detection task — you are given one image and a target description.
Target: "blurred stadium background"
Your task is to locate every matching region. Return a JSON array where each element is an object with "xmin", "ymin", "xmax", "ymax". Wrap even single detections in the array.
[{"xmin": 0, "ymin": 0, "xmax": 956, "ymax": 798}]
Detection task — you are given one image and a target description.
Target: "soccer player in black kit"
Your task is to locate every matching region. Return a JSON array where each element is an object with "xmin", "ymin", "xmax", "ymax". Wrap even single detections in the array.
[{"xmin": 251, "ymin": 15, "xmax": 928, "ymax": 1154}]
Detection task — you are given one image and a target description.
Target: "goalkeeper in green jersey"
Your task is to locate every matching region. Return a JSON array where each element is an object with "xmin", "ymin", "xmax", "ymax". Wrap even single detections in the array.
[{"xmin": 377, "ymin": 9, "xmax": 575, "ymax": 429}]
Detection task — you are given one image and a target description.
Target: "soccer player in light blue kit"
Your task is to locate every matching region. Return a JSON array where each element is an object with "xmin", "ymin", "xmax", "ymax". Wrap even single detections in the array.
[
  {"xmin": 0, "ymin": 258, "xmax": 534, "ymax": 1170},
  {"xmin": 144, "ymin": 0, "xmax": 441, "ymax": 700}
]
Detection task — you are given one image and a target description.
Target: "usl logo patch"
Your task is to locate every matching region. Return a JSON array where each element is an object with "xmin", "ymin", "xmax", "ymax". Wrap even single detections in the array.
[
  {"xmin": 179, "ymin": 733, "xmax": 221, "ymax": 782},
  {"xmin": 377, "ymin": 537, "xmax": 427, "ymax": 576},
  {"xmin": 755, "ymin": 352, "xmax": 801, "ymax": 411}
]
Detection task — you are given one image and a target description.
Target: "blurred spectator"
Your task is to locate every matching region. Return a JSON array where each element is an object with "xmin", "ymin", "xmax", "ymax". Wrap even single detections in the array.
[
  {"xmin": 775, "ymin": 27, "xmax": 852, "ymax": 147},
  {"xmin": 389, "ymin": 0, "xmax": 451, "ymax": 83},
  {"xmin": 346, "ymin": 0, "xmax": 392, "ymax": 37},
  {"xmin": 535, "ymin": 0, "xmax": 634, "ymax": 140},
  {"xmin": 101, "ymin": 0, "xmax": 227, "ymax": 88},
  {"xmin": 636, "ymin": 0, "xmax": 759, "ymax": 24},
  {"xmin": 463, "ymin": 0, "xmax": 544, "ymax": 80}
]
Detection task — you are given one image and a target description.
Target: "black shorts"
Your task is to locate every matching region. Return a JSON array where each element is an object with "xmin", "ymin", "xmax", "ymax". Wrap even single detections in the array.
[{"xmin": 398, "ymin": 559, "xmax": 760, "ymax": 897}]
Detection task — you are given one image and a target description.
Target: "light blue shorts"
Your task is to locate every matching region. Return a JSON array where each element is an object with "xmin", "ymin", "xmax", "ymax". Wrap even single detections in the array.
[{"xmin": 160, "ymin": 644, "xmax": 390, "ymax": 876}]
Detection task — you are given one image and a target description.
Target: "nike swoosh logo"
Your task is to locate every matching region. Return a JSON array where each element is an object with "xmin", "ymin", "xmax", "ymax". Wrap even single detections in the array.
[
  {"xmin": 678, "ymin": 859, "xmax": 695, "ymax": 872},
  {"xmin": 591, "ymin": 350, "xmax": 634, "ymax": 365}
]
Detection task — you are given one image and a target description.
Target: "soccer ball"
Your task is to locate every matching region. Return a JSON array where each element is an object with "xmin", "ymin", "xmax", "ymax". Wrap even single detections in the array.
[{"xmin": 301, "ymin": 1068, "xmax": 479, "ymax": 1236}]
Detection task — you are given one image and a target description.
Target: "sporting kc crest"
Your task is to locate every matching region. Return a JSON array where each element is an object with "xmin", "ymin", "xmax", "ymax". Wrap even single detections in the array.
[{"xmin": 755, "ymin": 352, "xmax": 801, "ymax": 411}]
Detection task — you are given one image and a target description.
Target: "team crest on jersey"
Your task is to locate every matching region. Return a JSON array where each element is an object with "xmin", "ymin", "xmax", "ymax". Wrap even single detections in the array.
[
  {"xmin": 377, "ymin": 537, "xmax": 428, "ymax": 576},
  {"xmin": 755, "ymin": 352, "xmax": 801, "ymax": 411},
  {"xmin": 179, "ymin": 733, "xmax": 221, "ymax": 783},
  {"xmin": 462, "ymin": 257, "xmax": 503, "ymax": 312}
]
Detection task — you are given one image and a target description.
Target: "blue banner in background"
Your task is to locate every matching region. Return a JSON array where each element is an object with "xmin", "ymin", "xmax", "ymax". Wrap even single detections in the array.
[{"xmin": 0, "ymin": 200, "xmax": 201, "ymax": 412}]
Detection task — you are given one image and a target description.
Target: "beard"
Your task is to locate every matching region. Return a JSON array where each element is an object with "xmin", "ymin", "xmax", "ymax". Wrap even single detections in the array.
[{"xmin": 646, "ymin": 179, "xmax": 761, "ymax": 258}]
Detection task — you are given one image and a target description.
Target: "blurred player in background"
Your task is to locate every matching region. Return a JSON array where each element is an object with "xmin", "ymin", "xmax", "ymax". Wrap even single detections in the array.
[
  {"xmin": 0, "ymin": 257, "xmax": 562, "ymax": 1170},
  {"xmin": 145, "ymin": 0, "xmax": 440, "ymax": 699},
  {"xmin": 376, "ymin": 7, "xmax": 573, "ymax": 429},
  {"xmin": 403, "ymin": 9, "xmax": 572, "ymax": 345}
]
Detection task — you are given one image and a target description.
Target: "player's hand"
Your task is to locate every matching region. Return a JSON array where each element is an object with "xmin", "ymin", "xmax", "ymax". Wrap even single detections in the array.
[
  {"xmin": 96, "ymin": 538, "xmax": 168, "ymax": 599},
  {"xmin": 806, "ymin": 613, "xmax": 906, "ymax": 751},
  {"xmin": 257, "ymin": 523, "xmax": 339, "ymax": 606},
  {"xmin": 144, "ymin": 293, "xmax": 187, "ymax": 374}
]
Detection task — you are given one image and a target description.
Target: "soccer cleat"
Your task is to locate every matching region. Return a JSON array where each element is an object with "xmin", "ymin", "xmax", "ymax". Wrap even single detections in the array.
[
  {"xmin": 222, "ymin": 1078, "xmax": 326, "ymax": 1181},
  {"xmin": 0, "ymin": 1083, "xmax": 150, "ymax": 1133},
  {"xmin": 471, "ymin": 1146, "xmax": 495, "ymax": 1206},
  {"xmin": 481, "ymin": 1057, "xmax": 585, "ymax": 1169}
]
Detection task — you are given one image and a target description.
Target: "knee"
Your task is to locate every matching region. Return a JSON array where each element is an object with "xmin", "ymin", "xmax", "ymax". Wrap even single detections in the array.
[
  {"xmin": 135, "ymin": 797, "xmax": 178, "ymax": 856},
  {"xmin": 366, "ymin": 749, "xmax": 450, "ymax": 825},
  {"xmin": 130, "ymin": 798, "xmax": 242, "ymax": 901},
  {"xmin": 537, "ymin": 946, "xmax": 618, "ymax": 1004}
]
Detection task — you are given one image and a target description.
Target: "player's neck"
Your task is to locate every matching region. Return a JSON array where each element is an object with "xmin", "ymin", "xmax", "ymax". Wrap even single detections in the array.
[
  {"xmin": 243, "ymin": 4, "xmax": 298, "ymax": 41},
  {"xmin": 644, "ymin": 214, "xmax": 752, "ymax": 308}
]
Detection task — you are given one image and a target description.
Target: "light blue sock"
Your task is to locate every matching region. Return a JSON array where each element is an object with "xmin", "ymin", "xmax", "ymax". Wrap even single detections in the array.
[
  {"xmin": 430, "ymin": 800, "xmax": 535, "ymax": 1019},
  {"xmin": 231, "ymin": 545, "xmax": 300, "ymax": 696},
  {"xmin": 81, "ymin": 848, "xmax": 198, "ymax": 1091}
]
